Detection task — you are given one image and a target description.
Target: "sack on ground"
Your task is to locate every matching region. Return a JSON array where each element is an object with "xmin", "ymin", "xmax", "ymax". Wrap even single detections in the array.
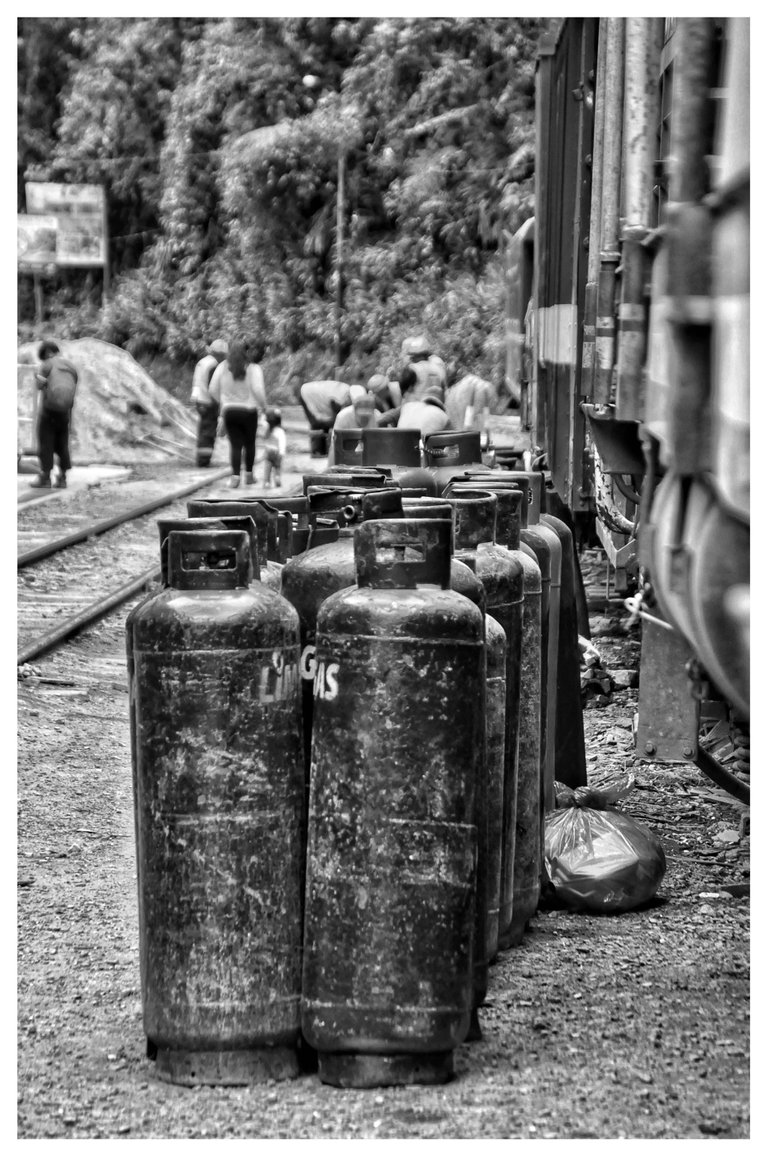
[{"xmin": 543, "ymin": 799, "xmax": 666, "ymax": 913}]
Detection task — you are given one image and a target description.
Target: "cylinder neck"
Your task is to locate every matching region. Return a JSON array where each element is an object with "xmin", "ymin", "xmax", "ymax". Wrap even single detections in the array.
[
  {"xmin": 402, "ymin": 499, "xmax": 453, "ymax": 521},
  {"xmin": 423, "ymin": 430, "xmax": 482, "ymax": 466},
  {"xmin": 186, "ymin": 500, "xmax": 274, "ymax": 568},
  {"xmin": 355, "ymin": 519, "xmax": 452, "ymax": 590},
  {"xmin": 362, "ymin": 426, "xmax": 422, "ymax": 467},
  {"xmin": 447, "ymin": 483, "xmax": 523, "ymax": 549},
  {"xmin": 166, "ymin": 529, "xmax": 252, "ymax": 591},
  {"xmin": 445, "ymin": 491, "xmax": 498, "ymax": 550},
  {"xmin": 158, "ymin": 517, "xmax": 230, "ymax": 586}
]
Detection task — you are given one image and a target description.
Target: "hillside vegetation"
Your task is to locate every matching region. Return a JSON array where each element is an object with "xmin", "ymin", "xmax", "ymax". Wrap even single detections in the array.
[{"xmin": 18, "ymin": 17, "xmax": 544, "ymax": 401}]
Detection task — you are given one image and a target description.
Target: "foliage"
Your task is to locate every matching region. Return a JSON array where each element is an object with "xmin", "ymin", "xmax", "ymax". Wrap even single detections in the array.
[{"xmin": 18, "ymin": 16, "xmax": 546, "ymax": 389}]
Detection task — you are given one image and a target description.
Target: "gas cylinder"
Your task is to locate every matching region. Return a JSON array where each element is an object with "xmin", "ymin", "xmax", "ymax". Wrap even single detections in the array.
[
  {"xmin": 397, "ymin": 497, "xmax": 496, "ymax": 999},
  {"xmin": 450, "ymin": 481, "xmax": 545, "ymax": 946},
  {"xmin": 302, "ymin": 519, "xmax": 485, "ymax": 1088},
  {"xmin": 354, "ymin": 493, "xmax": 490, "ymax": 1028},
  {"xmin": 362, "ymin": 427, "xmax": 439, "ymax": 495},
  {"xmin": 424, "ymin": 430, "xmax": 489, "ymax": 493},
  {"xmin": 539, "ymin": 509, "xmax": 588, "ymax": 792},
  {"xmin": 445, "ymin": 490, "xmax": 525, "ymax": 956},
  {"xmin": 128, "ymin": 528, "xmax": 304, "ymax": 1086},
  {"xmin": 186, "ymin": 499, "xmax": 283, "ymax": 591},
  {"xmin": 460, "ymin": 474, "xmax": 556, "ymax": 797},
  {"xmin": 482, "ymin": 613, "xmax": 507, "ymax": 964},
  {"xmin": 464, "ymin": 471, "xmax": 586, "ymax": 801}
]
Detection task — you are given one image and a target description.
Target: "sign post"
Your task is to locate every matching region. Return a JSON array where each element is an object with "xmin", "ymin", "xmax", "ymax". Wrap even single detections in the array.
[{"xmin": 19, "ymin": 182, "xmax": 109, "ymax": 307}]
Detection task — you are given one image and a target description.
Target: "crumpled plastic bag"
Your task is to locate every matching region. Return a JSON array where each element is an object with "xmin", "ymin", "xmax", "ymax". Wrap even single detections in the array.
[{"xmin": 543, "ymin": 774, "xmax": 666, "ymax": 913}]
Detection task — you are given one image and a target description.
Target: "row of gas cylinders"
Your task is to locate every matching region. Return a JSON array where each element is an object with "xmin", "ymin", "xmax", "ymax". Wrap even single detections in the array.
[{"xmin": 125, "ymin": 429, "xmax": 587, "ymax": 1089}]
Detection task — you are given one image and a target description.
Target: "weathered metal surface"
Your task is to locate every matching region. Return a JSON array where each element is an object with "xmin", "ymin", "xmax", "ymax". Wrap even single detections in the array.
[
  {"xmin": 302, "ymin": 520, "xmax": 484, "ymax": 1088},
  {"xmin": 635, "ymin": 615, "xmax": 698, "ymax": 761},
  {"xmin": 541, "ymin": 513, "xmax": 588, "ymax": 792},
  {"xmin": 186, "ymin": 499, "xmax": 283, "ymax": 590},
  {"xmin": 362, "ymin": 429, "xmax": 439, "ymax": 496},
  {"xmin": 459, "ymin": 483, "xmax": 543, "ymax": 950},
  {"xmin": 157, "ymin": 517, "xmax": 241, "ymax": 586},
  {"xmin": 445, "ymin": 489, "xmax": 525, "ymax": 957},
  {"xmin": 129, "ymin": 529, "xmax": 304, "ymax": 1085},
  {"xmin": 688, "ymin": 499, "xmax": 750, "ymax": 718},
  {"xmin": 424, "ymin": 431, "xmax": 487, "ymax": 494},
  {"xmin": 484, "ymin": 614, "xmax": 507, "ymax": 962}
]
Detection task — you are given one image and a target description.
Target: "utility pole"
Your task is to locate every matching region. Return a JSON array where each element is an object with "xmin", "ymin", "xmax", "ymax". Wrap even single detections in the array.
[{"xmin": 334, "ymin": 149, "xmax": 346, "ymax": 375}]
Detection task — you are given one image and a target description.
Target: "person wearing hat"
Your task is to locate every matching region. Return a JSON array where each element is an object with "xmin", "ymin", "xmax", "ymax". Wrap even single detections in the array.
[
  {"xmin": 325, "ymin": 375, "xmax": 400, "ymax": 465},
  {"xmin": 399, "ymin": 334, "xmax": 447, "ymax": 401},
  {"xmin": 191, "ymin": 338, "xmax": 228, "ymax": 466}
]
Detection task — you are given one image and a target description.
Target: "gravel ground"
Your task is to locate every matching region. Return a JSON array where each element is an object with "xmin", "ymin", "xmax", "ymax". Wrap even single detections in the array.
[{"xmin": 17, "ymin": 517, "xmax": 751, "ymax": 1140}]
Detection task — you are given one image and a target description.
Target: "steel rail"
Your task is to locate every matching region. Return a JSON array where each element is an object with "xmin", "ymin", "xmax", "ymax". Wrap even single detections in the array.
[
  {"xmin": 18, "ymin": 564, "xmax": 161, "ymax": 666},
  {"xmin": 17, "ymin": 468, "xmax": 230, "ymax": 569}
]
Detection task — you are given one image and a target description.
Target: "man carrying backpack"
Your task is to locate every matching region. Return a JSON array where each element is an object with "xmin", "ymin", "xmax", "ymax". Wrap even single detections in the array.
[{"xmin": 30, "ymin": 340, "xmax": 78, "ymax": 489}]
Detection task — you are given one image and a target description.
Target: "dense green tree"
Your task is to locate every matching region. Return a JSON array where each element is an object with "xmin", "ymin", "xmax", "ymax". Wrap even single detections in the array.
[
  {"xmin": 50, "ymin": 18, "xmax": 198, "ymax": 273},
  {"xmin": 17, "ymin": 17, "xmax": 87, "ymax": 206},
  {"xmin": 19, "ymin": 15, "xmax": 546, "ymax": 389}
]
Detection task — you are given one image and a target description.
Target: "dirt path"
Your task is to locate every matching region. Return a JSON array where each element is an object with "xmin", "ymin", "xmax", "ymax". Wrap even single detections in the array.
[{"xmin": 17, "ymin": 546, "xmax": 749, "ymax": 1140}]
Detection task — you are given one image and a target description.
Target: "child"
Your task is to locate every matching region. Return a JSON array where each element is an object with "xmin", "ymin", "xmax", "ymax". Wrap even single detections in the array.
[{"xmin": 263, "ymin": 406, "xmax": 287, "ymax": 488}]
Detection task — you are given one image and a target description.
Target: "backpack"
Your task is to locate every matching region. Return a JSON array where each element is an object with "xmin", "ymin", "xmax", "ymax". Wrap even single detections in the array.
[{"xmin": 43, "ymin": 358, "xmax": 78, "ymax": 413}]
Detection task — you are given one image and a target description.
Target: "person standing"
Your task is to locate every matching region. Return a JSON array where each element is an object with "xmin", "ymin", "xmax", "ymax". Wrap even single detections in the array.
[
  {"xmin": 262, "ymin": 406, "xmax": 287, "ymax": 489},
  {"xmin": 191, "ymin": 338, "xmax": 228, "ymax": 466},
  {"xmin": 399, "ymin": 334, "xmax": 448, "ymax": 399},
  {"xmin": 209, "ymin": 337, "xmax": 267, "ymax": 488},
  {"xmin": 30, "ymin": 340, "xmax": 78, "ymax": 489}
]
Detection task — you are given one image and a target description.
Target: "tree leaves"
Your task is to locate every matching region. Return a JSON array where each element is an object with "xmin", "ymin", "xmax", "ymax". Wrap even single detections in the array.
[{"xmin": 19, "ymin": 16, "xmax": 546, "ymax": 385}]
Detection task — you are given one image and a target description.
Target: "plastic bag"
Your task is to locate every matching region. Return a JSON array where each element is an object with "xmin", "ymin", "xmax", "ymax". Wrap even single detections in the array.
[
  {"xmin": 553, "ymin": 771, "xmax": 635, "ymax": 811},
  {"xmin": 543, "ymin": 779, "xmax": 666, "ymax": 913}
]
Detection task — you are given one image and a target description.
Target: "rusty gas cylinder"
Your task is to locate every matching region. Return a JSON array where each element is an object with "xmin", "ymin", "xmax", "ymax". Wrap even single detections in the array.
[
  {"xmin": 456, "ymin": 481, "xmax": 543, "ymax": 947},
  {"xmin": 445, "ymin": 489, "xmax": 524, "ymax": 959},
  {"xmin": 128, "ymin": 528, "xmax": 304, "ymax": 1086},
  {"xmin": 187, "ymin": 499, "xmax": 283, "ymax": 591},
  {"xmin": 483, "ymin": 614, "xmax": 507, "ymax": 962},
  {"xmin": 362, "ymin": 427, "xmax": 439, "ymax": 495},
  {"xmin": 463, "ymin": 472, "xmax": 568, "ymax": 809},
  {"xmin": 302, "ymin": 518, "xmax": 484, "ymax": 1088},
  {"xmin": 539, "ymin": 510, "xmax": 587, "ymax": 795},
  {"xmin": 376, "ymin": 494, "xmax": 488, "ymax": 1027}
]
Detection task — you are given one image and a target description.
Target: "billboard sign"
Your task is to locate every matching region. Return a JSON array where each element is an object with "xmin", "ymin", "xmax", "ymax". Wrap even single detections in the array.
[
  {"xmin": 23, "ymin": 182, "xmax": 107, "ymax": 268},
  {"xmin": 17, "ymin": 214, "xmax": 58, "ymax": 273}
]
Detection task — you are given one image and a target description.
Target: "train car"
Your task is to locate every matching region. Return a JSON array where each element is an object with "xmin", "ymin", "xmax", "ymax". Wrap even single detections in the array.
[{"xmin": 509, "ymin": 18, "xmax": 749, "ymax": 796}]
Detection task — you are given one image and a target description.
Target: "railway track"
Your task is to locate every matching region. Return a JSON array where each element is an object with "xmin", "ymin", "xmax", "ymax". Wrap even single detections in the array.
[{"xmin": 17, "ymin": 466, "xmax": 231, "ymax": 666}]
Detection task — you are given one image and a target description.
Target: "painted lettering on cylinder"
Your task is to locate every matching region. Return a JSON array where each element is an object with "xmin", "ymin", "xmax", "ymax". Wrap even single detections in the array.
[
  {"xmin": 258, "ymin": 651, "xmax": 299, "ymax": 703},
  {"xmin": 313, "ymin": 659, "xmax": 339, "ymax": 701},
  {"xmin": 300, "ymin": 643, "xmax": 316, "ymax": 682}
]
